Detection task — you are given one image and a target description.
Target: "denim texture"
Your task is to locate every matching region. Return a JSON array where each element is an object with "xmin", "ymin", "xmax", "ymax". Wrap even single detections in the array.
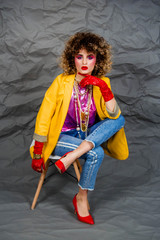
[{"xmin": 53, "ymin": 115, "xmax": 125, "ymax": 190}]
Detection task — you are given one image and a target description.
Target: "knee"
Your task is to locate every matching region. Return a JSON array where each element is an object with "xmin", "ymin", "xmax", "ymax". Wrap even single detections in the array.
[
  {"xmin": 84, "ymin": 140, "xmax": 95, "ymax": 149},
  {"xmin": 95, "ymin": 146, "xmax": 104, "ymax": 158},
  {"xmin": 89, "ymin": 146, "xmax": 104, "ymax": 164}
]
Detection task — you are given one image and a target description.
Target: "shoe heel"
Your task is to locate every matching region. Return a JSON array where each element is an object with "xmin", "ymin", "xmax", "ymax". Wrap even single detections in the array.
[{"xmin": 55, "ymin": 151, "xmax": 72, "ymax": 174}]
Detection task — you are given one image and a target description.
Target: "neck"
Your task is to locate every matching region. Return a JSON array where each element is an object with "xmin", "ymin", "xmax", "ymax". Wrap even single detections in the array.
[
  {"xmin": 75, "ymin": 72, "xmax": 92, "ymax": 83},
  {"xmin": 75, "ymin": 73, "xmax": 85, "ymax": 83}
]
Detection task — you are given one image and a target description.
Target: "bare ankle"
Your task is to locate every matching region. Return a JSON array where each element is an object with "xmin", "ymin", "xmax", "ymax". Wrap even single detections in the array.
[{"xmin": 77, "ymin": 189, "xmax": 88, "ymax": 201}]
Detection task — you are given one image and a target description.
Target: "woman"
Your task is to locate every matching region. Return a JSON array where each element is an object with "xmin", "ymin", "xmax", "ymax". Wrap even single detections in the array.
[{"xmin": 30, "ymin": 32, "xmax": 129, "ymax": 225}]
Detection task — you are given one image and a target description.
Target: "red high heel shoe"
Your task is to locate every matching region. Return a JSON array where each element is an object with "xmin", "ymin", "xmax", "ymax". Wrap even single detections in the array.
[
  {"xmin": 55, "ymin": 151, "xmax": 72, "ymax": 174},
  {"xmin": 72, "ymin": 194, "xmax": 94, "ymax": 225}
]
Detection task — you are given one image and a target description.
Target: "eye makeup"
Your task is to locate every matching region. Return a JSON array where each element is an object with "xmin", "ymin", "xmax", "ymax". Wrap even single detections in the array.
[
  {"xmin": 75, "ymin": 54, "xmax": 95, "ymax": 60},
  {"xmin": 88, "ymin": 55, "xmax": 95, "ymax": 60},
  {"xmin": 75, "ymin": 55, "xmax": 83, "ymax": 60}
]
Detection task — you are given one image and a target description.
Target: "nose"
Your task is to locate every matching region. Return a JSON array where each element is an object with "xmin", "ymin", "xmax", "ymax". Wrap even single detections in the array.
[{"xmin": 82, "ymin": 56, "xmax": 87, "ymax": 65}]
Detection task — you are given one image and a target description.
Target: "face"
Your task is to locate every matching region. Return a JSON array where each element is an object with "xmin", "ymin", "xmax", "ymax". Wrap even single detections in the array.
[{"xmin": 74, "ymin": 49, "xmax": 96, "ymax": 75}]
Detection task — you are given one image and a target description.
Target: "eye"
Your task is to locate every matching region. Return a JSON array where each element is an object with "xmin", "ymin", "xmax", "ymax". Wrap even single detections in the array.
[
  {"xmin": 88, "ymin": 55, "xmax": 95, "ymax": 60},
  {"xmin": 76, "ymin": 55, "xmax": 82, "ymax": 60}
]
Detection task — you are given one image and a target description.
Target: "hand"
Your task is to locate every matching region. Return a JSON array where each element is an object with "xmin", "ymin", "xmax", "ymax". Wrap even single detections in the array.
[
  {"xmin": 32, "ymin": 140, "xmax": 45, "ymax": 173},
  {"xmin": 80, "ymin": 75, "xmax": 114, "ymax": 102},
  {"xmin": 32, "ymin": 158, "xmax": 45, "ymax": 173}
]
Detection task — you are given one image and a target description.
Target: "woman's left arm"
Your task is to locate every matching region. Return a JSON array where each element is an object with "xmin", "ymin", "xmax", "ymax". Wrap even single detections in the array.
[
  {"xmin": 80, "ymin": 75, "xmax": 120, "ymax": 117},
  {"xmin": 105, "ymin": 97, "xmax": 120, "ymax": 118},
  {"xmin": 105, "ymin": 97, "xmax": 116, "ymax": 112}
]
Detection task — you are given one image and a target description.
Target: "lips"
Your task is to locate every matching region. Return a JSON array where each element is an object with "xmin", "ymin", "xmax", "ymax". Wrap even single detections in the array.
[{"xmin": 81, "ymin": 66, "xmax": 88, "ymax": 70}]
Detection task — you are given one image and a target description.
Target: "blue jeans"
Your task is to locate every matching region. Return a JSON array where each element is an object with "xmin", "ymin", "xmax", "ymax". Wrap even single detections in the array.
[{"xmin": 53, "ymin": 115, "xmax": 125, "ymax": 191}]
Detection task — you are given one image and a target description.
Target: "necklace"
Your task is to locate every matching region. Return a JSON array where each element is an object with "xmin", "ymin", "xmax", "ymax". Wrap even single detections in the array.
[{"xmin": 74, "ymin": 79, "xmax": 92, "ymax": 138}]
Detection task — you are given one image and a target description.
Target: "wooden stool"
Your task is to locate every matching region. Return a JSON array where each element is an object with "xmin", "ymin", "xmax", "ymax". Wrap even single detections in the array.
[{"xmin": 31, "ymin": 156, "xmax": 82, "ymax": 210}]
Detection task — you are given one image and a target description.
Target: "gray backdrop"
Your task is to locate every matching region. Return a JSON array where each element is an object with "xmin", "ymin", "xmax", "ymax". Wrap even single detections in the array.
[{"xmin": 0, "ymin": 0, "xmax": 160, "ymax": 239}]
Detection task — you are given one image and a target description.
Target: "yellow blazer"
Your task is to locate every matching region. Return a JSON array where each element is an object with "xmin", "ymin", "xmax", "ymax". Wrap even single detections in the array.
[{"xmin": 30, "ymin": 73, "xmax": 129, "ymax": 162}]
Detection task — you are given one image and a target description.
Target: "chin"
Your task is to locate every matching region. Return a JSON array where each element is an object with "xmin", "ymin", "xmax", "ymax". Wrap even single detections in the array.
[{"xmin": 79, "ymin": 71, "xmax": 92, "ymax": 75}]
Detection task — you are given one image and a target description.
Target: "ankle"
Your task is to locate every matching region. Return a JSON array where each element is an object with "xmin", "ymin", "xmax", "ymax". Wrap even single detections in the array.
[{"xmin": 77, "ymin": 192, "xmax": 88, "ymax": 202}]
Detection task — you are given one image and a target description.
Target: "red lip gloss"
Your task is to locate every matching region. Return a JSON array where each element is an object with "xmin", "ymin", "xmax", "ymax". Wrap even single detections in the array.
[{"xmin": 81, "ymin": 66, "xmax": 88, "ymax": 70}]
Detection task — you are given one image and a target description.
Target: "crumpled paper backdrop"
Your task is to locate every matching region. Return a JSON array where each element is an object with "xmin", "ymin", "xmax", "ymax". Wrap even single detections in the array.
[{"xmin": 0, "ymin": 0, "xmax": 160, "ymax": 239}]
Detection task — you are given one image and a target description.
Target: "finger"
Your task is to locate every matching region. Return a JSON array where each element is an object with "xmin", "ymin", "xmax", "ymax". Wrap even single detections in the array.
[
  {"xmin": 37, "ymin": 168, "xmax": 42, "ymax": 173},
  {"xmin": 32, "ymin": 163, "xmax": 36, "ymax": 171},
  {"xmin": 79, "ymin": 81, "xmax": 88, "ymax": 87},
  {"xmin": 80, "ymin": 79, "xmax": 91, "ymax": 86},
  {"xmin": 79, "ymin": 77, "xmax": 89, "ymax": 84},
  {"xmin": 32, "ymin": 166, "xmax": 38, "ymax": 172},
  {"xmin": 32, "ymin": 163, "xmax": 41, "ymax": 172}
]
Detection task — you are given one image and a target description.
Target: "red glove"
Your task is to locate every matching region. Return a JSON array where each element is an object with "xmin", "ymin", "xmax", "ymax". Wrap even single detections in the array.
[
  {"xmin": 32, "ymin": 158, "xmax": 45, "ymax": 173},
  {"xmin": 32, "ymin": 141, "xmax": 45, "ymax": 173},
  {"xmin": 80, "ymin": 75, "xmax": 114, "ymax": 102}
]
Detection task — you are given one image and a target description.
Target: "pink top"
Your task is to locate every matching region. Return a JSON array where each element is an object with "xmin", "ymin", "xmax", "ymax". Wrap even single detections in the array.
[{"xmin": 61, "ymin": 84, "xmax": 96, "ymax": 132}]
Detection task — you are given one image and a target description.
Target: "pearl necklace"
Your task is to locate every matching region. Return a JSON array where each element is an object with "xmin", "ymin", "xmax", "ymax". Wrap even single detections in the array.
[{"xmin": 74, "ymin": 79, "xmax": 92, "ymax": 138}]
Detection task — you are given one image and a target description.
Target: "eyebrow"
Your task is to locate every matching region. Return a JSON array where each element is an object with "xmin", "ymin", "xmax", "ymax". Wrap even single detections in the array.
[{"xmin": 76, "ymin": 53, "xmax": 95, "ymax": 56}]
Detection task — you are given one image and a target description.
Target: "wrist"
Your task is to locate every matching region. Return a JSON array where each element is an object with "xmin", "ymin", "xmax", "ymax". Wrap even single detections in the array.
[
  {"xmin": 33, "ymin": 153, "xmax": 42, "ymax": 159},
  {"xmin": 34, "ymin": 141, "xmax": 44, "ymax": 155},
  {"xmin": 103, "ymin": 92, "xmax": 114, "ymax": 102}
]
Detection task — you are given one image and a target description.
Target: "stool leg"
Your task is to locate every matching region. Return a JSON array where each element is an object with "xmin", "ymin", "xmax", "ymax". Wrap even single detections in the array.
[
  {"xmin": 73, "ymin": 161, "xmax": 81, "ymax": 182},
  {"xmin": 76, "ymin": 159, "xmax": 82, "ymax": 173},
  {"xmin": 31, "ymin": 159, "xmax": 50, "ymax": 210}
]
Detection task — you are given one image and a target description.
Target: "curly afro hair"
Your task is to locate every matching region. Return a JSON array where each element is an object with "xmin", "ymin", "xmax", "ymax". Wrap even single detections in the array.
[{"xmin": 60, "ymin": 32, "xmax": 112, "ymax": 77}]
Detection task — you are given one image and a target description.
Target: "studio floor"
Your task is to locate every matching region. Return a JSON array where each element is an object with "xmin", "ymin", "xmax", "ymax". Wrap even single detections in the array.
[{"xmin": 1, "ymin": 158, "xmax": 160, "ymax": 240}]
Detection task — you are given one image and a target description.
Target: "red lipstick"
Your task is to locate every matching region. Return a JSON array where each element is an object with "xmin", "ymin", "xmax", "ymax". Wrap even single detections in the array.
[{"xmin": 81, "ymin": 66, "xmax": 88, "ymax": 70}]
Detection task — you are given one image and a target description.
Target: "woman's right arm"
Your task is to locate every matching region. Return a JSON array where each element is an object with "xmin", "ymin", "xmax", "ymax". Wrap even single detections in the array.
[
  {"xmin": 33, "ymin": 75, "xmax": 60, "ymax": 142},
  {"xmin": 31, "ymin": 75, "xmax": 61, "ymax": 172}
]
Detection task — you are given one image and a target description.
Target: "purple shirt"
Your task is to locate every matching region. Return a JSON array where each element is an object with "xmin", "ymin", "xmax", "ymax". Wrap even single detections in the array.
[{"xmin": 61, "ymin": 84, "xmax": 96, "ymax": 132}]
